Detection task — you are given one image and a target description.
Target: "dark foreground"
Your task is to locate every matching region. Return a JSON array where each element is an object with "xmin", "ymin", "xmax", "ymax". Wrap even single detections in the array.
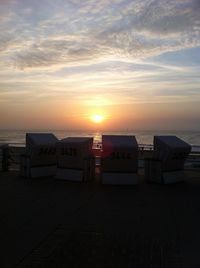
[{"xmin": 0, "ymin": 170, "xmax": 200, "ymax": 268}]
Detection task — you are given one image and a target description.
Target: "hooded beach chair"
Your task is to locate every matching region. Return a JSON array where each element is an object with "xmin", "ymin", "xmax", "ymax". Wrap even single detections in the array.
[
  {"xmin": 20, "ymin": 133, "xmax": 58, "ymax": 178},
  {"xmin": 56, "ymin": 137, "xmax": 95, "ymax": 182},
  {"xmin": 145, "ymin": 136, "xmax": 191, "ymax": 184},
  {"xmin": 101, "ymin": 135, "xmax": 139, "ymax": 185}
]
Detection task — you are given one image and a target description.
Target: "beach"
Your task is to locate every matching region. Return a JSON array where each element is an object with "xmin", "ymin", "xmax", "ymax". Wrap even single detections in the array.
[
  {"xmin": 1, "ymin": 169, "xmax": 200, "ymax": 267},
  {"xmin": 0, "ymin": 131, "xmax": 200, "ymax": 267}
]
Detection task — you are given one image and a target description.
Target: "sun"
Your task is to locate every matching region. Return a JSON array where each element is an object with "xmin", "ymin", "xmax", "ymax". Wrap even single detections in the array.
[{"xmin": 90, "ymin": 114, "xmax": 104, "ymax": 123}]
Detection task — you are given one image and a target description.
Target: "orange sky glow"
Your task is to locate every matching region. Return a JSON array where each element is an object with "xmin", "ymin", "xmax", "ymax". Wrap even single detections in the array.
[{"xmin": 0, "ymin": 0, "xmax": 200, "ymax": 131}]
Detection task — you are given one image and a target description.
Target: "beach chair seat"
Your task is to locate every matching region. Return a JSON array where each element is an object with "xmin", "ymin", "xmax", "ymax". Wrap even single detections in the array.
[
  {"xmin": 20, "ymin": 133, "xmax": 58, "ymax": 178},
  {"xmin": 101, "ymin": 135, "xmax": 139, "ymax": 185},
  {"xmin": 145, "ymin": 136, "xmax": 191, "ymax": 184},
  {"xmin": 56, "ymin": 137, "xmax": 95, "ymax": 182}
]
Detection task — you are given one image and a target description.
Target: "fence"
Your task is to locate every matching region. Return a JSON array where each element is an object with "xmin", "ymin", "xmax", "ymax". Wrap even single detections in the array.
[{"xmin": 0, "ymin": 143, "xmax": 200, "ymax": 172}]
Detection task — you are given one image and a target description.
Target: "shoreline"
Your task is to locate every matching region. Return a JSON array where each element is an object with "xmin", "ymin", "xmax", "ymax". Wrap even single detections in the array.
[{"xmin": 0, "ymin": 129, "xmax": 200, "ymax": 148}]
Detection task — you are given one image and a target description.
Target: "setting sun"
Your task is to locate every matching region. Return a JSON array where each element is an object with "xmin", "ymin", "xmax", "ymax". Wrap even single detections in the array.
[{"xmin": 90, "ymin": 114, "xmax": 104, "ymax": 123}]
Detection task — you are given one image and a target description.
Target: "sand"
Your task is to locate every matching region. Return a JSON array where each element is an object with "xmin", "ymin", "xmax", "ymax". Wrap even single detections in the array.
[{"xmin": 0, "ymin": 170, "xmax": 200, "ymax": 268}]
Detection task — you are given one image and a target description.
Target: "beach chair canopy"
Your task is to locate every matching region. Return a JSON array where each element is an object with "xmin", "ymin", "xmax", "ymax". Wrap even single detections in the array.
[
  {"xmin": 153, "ymin": 136, "xmax": 191, "ymax": 171},
  {"xmin": 26, "ymin": 133, "xmax": 58, "ymax": 151},
  {"xmin": 102, "ymin": 135, "xmax": 138, "ymax": 150},
  {"xmin": 102, "ymin": 135, "xmax": 138, "ymax": 173},
  {"xmin": 26, "ymin": 133, "xmax": 58, "ymax": 166},
  {"xmin": 64, "ymin": 137, "xmax": 93, "ymax": 148},
  {"xmin": 26, "ymin": 133, "xmax": 58, "ymax": 145},
  {"xmin": 58, "ymin": 137, "xmax": 93, "ymax": 156}
]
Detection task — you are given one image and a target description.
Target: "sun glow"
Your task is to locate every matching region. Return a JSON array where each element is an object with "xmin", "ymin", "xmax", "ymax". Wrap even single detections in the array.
[{"xmin": 90, "ymin": 114, "xmax": 104, "ymax": 123}]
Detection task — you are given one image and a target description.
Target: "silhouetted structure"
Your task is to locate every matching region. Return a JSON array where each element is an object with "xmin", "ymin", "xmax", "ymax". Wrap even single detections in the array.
[
  {"xmin": 56, "ymin": 137, "xmax": 95, "ymax": 182},
  {"xmin": 101, "ymin": 135, "xmax": 138, "ymax": 184},
  {"xmin": 145, "ymin": 136, "xmax": 191, "ymax": 184},
  {"xmin": 20, "ymin": 133, "xmax": 58, "ymax": 178}
]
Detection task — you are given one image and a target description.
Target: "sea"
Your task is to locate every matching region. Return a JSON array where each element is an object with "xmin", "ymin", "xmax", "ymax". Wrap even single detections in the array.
[{"xmin": 0, "ymin": 129, "xmax": 199, "ymax": 150}]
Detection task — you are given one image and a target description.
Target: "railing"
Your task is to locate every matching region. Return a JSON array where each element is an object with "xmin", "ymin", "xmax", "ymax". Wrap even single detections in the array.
[
  {"xmin": 0, "ymin": 144, "xmax": 25, "ymax": 171},
  {"xmin": 0, "ymin": 143, "xmax": 200, "ymax": 171}
]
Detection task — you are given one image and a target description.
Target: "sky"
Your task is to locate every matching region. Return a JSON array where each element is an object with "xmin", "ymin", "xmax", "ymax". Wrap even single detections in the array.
[{"xmin": 0, "ymin": 0, "xmax": 200, "ymax": 131}]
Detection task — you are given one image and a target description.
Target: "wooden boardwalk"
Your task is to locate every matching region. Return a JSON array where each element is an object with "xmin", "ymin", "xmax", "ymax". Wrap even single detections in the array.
[{"xmin": 0, "ymin": 170, "xmax": 200, "ymax": 267}]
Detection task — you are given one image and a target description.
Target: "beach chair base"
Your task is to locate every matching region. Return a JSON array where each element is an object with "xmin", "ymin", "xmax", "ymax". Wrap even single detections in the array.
[
  {"xmin": 163, "ymin": 170, "xmax": 185, "ymax": 184},
  {"xmin": 144, "ymin": 158, "xmax": 162, "ymax": 183},
  {"xmin": 102, "ymin": 172, "xmax": 138, "ymax": 185},
  {"xmin": 20, "ymin": 154, "xmax": 56, "ymax": 178},
  {"xmin": 56, "ymin": 168, "xmax": 83, "ymax": 182},
  {"xmin": 144, "ymin": 158, "xmax": 186, "ymax": 184},
  {"xmin": 30, "ymin": 166, "xmax": 57, "ymax": 178}
]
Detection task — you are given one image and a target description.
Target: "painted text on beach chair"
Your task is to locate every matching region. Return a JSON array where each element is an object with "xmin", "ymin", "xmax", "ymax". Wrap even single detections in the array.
[
  {"xmin": 56, "ymin": 137, "xmax": 95, "ymax": 182},
  {"xmin": 20, "ymin": 133, "xmax": 58, "ymax": 178},
  {"xmin": 101, "ymin": 135, "xmax": 138, "ymax": 185},
  {"xmin": 145, "ymin": 136, "xmax": 191, "ymax": 184}
]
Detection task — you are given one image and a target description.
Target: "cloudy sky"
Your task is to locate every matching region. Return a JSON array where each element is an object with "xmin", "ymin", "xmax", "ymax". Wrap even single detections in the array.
[{"xmin": 0, "ymin": 0, "xmax": 200, "ymax": 130}]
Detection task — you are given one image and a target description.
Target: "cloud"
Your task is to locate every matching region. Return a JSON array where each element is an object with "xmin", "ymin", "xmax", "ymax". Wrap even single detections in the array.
[
  {"xmin": 0, "ymin": 0, "xmax": 199, "ymax": 70},
  {"xmin": 116, "ymin": 0, "xmax": 200, "ymax": 36},
  {"xmin": 95, "ymin": 0, "xmax": 200, "ymax": 58},
  {"xmin": 0, "ymin": 58, "xmax": 199, "ymax": 108},
  {"xmin": 135, "ymin": 0, "xmax": 199, "ymax": 34},
  {"xmin": 11, "ymin": 38, "xmax": 106, "ymax": 69},
  {"xmin": 0, "ymin": 34, "xmax": 15, "ymax": 52}
]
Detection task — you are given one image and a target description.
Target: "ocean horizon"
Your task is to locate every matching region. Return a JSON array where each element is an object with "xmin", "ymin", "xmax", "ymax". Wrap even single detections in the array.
[{"xmin": 0, "ymin": 129, "xmax": 199, "ymax": 147}]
